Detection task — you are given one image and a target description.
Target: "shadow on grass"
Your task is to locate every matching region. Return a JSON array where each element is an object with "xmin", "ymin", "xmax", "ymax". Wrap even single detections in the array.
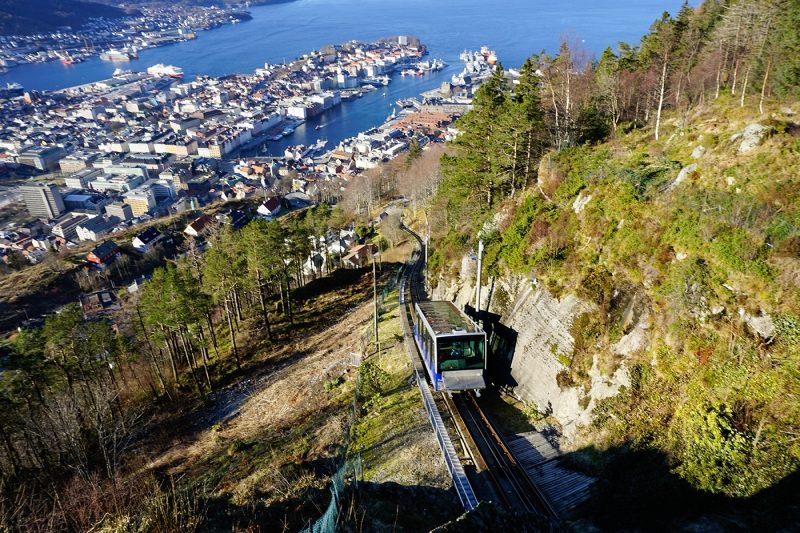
[
  {"xmin": 565, "ymin": 444, "xmax": 800, "ymax": 532},
  {"xmin": 341, "ymin": 481, "xmax": 462, "ymax": 533}
]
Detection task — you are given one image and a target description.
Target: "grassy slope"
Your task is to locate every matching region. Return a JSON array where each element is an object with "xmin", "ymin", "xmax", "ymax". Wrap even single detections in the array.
[
  {"xmin": 94, "ymin": 261, "xmax": 457, "ymax": 531},
  {"xmin": 435, "ymin": 95, "xmax": 799, "ymax": 528},
  {"xmin": 346, "ymin": 283, "xmax": 459, "ymax": 530}
]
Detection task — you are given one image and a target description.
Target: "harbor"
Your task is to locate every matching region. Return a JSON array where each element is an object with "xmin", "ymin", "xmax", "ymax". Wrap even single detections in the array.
[{"xmin": 0, "ymin": 35, "xmax": 491, "ymax": 245}]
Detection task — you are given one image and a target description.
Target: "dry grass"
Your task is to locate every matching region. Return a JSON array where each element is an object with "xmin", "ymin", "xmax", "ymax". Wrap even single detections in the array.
[{"xmin": 143, "ymin": 295, "xmax": 374, "ymax": 499}]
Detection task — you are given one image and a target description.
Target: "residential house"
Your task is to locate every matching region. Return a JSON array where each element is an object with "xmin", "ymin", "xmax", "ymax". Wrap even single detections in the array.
[
  {"xmin": 79, "ymin": 289, "xmax": 121, "ymax": 318},
  {"xmin": 342, "ymin": 243, "xmax": 378, "ymax": 268},
  {"xmin": 132, "ymin": 227, "xmax": 164, "ymax": 253},
  {"xmin": 76, "ymin": 216, "xmax": 120, "ymax": 242},
  {"xmin": 256, "ymin": 196, "xmax": 283, "ymax": 220},
  {"xmin": 50, "ymin": 214, "xmax": 89, "ymax": 243},
  {"xmin": 184, "ymin": 214, "xmax": 213, "ymax": 238},
  {"xmin": 86, "ymin": 240, "xmax": 120, "ymax": 267},
  {"xmin": 216, "ymin": 209, "xmax": 249, "ymax": 230}
]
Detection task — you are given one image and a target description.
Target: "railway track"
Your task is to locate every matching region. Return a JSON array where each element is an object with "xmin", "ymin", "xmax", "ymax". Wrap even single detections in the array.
[{"xmin": 399, "ymin": 223, "xmax": 559, "ymax": 520}]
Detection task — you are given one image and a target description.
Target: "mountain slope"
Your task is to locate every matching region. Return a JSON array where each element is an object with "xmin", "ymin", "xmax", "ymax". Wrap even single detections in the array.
[{"xmin": 0, "ymin": 0, "xmax": 130, "ymax": 34}]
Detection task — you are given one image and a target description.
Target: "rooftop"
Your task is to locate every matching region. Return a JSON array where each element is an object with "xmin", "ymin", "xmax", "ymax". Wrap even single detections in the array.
[{"xmin": 416, "ymin": 301, "xmax": 482, "ymax": 335}]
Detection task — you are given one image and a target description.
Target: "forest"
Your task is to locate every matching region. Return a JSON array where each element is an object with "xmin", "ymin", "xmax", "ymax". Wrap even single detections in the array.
[{"xmin": 0, "ymin": 206, "xmax": 359, "ymax": 530}]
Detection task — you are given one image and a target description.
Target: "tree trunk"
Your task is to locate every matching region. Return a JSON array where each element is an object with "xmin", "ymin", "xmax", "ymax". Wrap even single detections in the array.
[
  {"xmin": 178, "ymin": 327, "xmax": 204, "ymax": 396},
  {"xmin": 715, "ymin": 42, "xmax": 728, "ymax": 99},
  {"xmin": 655, "ymin": 53, "xmax": 669, "ymax": 141},
  {"xmin": 197, "ymin": 325, "xmax": 213, "ymax": 391},
  {"xmin": 206, "ymin": 310, "xmax": 220, "ymax": 357},
  {"xmin": 160, "ymin": 325, "xmax": 179, "ymax": 381},
  {"xmin": 224, "ymin": 297, "xmax": 241, "ymax": 370},
  {"xmin": 256, "ymin": 269, "xmax": 273, "ymax": 340},
  {"xmin": 759, "ymin": 58, "xmax": 771, "ymax": 115},
  {"xmin": 740, "ymin": 63, "xmax": 751, "ymax": 107},
  {"xmin": 510, "ymin": 136, "xmax": 518, "ymax": 197},
  {"xmin": 547, "ymin": 79, "xmax": 561, "ymax": 149},
  {"xmin": 233, "ymin": 286, "xmax": 243, "ymax": 323},
  {"xmin": 0, "ymin": 425, "xmax": 21, "ymax": 476},
  {"xmin": 524, "ymin": 131, "xmax": 533, "ymax": 190}
]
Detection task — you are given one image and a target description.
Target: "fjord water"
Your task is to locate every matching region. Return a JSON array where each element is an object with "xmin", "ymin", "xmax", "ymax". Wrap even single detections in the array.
[{"xmin": 2, "ymin": 0, "xmax": 689, "ymax": 153}]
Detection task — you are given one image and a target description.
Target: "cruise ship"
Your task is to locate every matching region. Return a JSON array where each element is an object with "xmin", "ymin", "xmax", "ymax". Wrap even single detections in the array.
[
  {"xmin": 452, "ymin": 47, "xmax": 497, "ymax": 85},
  {"xmin": 147, "ymin": 64, "xmax": 184, "ymax": 78}
]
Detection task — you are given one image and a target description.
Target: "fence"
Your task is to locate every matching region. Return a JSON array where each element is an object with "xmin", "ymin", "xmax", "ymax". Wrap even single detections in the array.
[{"xmin": 299, "ymin": 266, "xmax": 402, "ymax": 533}]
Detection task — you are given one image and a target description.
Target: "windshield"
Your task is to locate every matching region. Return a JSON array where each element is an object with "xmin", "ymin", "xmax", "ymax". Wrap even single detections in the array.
[{"xmin": 437, "ymin": 336, "xmax": 485, "ymax": 371}]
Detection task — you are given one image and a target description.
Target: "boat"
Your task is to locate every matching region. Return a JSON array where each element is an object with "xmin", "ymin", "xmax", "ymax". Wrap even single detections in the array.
[
  {"xmin": 430, "ymin": 58, "xmax": 447, "ymax": 71},
  {"xmin": 382, "ymin": 92, "xmax": 387, "ymax": 97},
  {"xmin": 58, "ymin": 52, "xmax": 82, "ymax": 65},
  {"xmin": 147, "ymin": 64, "xmax": 184, "ymax": 78},
  {"xmin": 285, "ymin": 145, "xmax": 311, "ymax": 160},
  {"xmin": 315, "ymin": 125, "xmax": 324, "ymax": 130},
  {"xmin": 112, "ymin": 67, "xmax": 131, "ymax": 78},
  {"xmin": 100, "ymin": 49, "xmax": 132, "ymax": 62},
  {"xmin": 396, "ymin": 98, "xmax": 420, "ymax": 109}
]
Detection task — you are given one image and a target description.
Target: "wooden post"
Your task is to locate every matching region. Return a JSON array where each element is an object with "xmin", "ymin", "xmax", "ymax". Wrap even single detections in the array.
[{"xmin": 372, "ymin": 253, "xmax": 379, "ymax": 355}]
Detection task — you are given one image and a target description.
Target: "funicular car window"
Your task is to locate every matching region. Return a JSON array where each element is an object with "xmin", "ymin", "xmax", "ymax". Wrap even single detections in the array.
[{"xmin": 437, "ymin": 336, "xmax": 484, "ymax": 371}]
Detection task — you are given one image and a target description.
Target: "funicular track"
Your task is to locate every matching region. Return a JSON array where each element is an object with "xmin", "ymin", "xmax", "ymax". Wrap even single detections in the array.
[{"xmin": 399, "ymin": 223, "xmax": 558, "ymax": 520}]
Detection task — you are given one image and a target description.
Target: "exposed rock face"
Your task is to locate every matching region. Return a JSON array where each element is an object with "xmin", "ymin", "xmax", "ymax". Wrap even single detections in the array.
[
  {"xmin": 739, "ymin": 308, "xmax": 776, "ymax": 341},
  {"xmin": 738, "ymin": 124, "xmax": 771, "ymax": 154},
  {"xmin": 613, "ymin": 312, "xmax": 649, "ymax": 357},
  {"xmin": 669, "ymin": 163, "xmax": 698, "ymax": 191},
  {"xmin": 572, "ymin": 192, "xmax": 593, "ymax": 214},
  {"xmin": 691, "ymin": 145, "xmax": 706, "ymax": 159},
  {"xmin": 433, "ymin": 258, "xmax": 633, "ymax": 441},
  {"xmin": 501, "ymin": 284, "xmax": 591, "ymax": 438}
]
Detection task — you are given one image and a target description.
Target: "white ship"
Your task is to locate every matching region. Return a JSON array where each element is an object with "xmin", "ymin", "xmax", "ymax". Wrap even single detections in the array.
[
  {"xmin": 147, "ymin": 64, "xmax": 184, "ymax": 78},
  {"xmin": 100, "ymin": 47, "xmax": 138, "ymax": 62}
]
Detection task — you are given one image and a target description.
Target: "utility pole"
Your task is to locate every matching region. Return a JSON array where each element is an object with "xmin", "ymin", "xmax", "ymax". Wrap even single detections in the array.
[
  {"xmin": 372, "ymin": 252, "xmax": 379, "ymax": 354},
  {"xmin": 423, "ymin": 209, "xmax": 430, "ymax": 293},
  {"xmin": 475, "ymin": 239, "xmax": 484, "ymax": 315}
]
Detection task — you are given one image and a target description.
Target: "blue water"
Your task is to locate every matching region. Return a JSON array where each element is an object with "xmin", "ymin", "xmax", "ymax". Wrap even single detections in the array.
[{"xmin": 1, "ymin": 0, "xmax": 691, "ymax": 154}]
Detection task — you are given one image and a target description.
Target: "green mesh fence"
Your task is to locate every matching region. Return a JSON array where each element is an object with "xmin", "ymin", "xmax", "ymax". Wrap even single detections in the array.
[{"xmin": 299, "ymin": 267, "xmax": 401, "ymax": 533}]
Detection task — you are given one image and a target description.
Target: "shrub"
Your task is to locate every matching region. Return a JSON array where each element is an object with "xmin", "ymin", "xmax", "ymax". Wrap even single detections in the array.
[
  {"xmin": 324, "ymin": 375, "xmax": 345, "ymax": 391},
  {"xmin": 358, "ymin": 359, "xmax": 390, "ymax": 398},
  {"xmin": 556, "ymin": 369, "xmax": 574, "ymax": 389}
]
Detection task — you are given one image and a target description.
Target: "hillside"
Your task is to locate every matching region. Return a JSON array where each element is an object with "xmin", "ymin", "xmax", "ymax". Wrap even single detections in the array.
[
  {"xmin": 0, "ymin": 0, "xmax": 131, "ymax": 34},
  {"xmin": 424, "ymin": 96, "xmax": 799, "ymax": 528},
  {"xmin": 409, "ymin": 0, "xmax": 800, "ymax": 528}
]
